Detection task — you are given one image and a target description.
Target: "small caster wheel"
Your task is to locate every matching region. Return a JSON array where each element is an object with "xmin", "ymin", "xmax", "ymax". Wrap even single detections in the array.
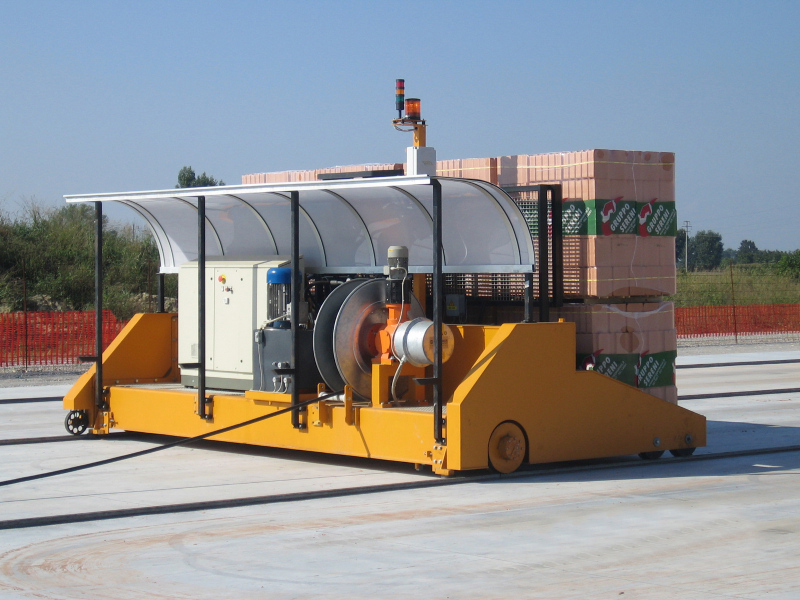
[
  {"xmin": 670, "ymin": 447, "xmax": 696, "ymax": 457},
  {"xmin": 65, "ymin": 410, "xmax": 89, "ymax": 436},
  {"xmin": 639, "ymin": 450, "xmax": 665, "ymax": 460}
]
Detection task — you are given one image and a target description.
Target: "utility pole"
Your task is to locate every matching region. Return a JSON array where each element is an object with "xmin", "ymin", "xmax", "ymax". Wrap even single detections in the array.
[{"xmin": 682, "ymin": 220, "xmax": 692, "ymax": 271}]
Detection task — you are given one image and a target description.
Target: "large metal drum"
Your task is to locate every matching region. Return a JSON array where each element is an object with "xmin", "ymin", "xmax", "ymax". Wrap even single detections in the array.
[
  {"xmin": 312, "ymin": 279, "xmax": 424, "ymax": 399},
  {"xmin": 392, "ymin": 317, "xmax": 454, "ymax": 367},
  {"xmin": 312, "ymin": 279, "xmax": 367, "ymax": 394}
]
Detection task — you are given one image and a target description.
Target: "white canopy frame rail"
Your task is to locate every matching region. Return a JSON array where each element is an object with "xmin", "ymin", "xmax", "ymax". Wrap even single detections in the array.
[{"xmin": 65, "ymin": 176, "xmax": 536, "ymax": 275}]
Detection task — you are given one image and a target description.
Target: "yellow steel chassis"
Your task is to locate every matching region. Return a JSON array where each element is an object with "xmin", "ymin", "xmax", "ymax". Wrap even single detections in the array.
[{"xmin": 65, "ymin": 313, "xmax": 706, "ymax": 475}]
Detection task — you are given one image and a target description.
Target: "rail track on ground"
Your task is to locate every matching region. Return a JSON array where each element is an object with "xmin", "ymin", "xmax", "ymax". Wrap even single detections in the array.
[{"xmin": 1, "ymin": 440, "xmax": 799, "ymax": 531}]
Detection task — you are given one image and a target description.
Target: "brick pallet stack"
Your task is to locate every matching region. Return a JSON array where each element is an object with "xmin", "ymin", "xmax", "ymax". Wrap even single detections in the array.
[{"xmin": 448, "ymin": 150, "xmax": 679, "ymax": 403}]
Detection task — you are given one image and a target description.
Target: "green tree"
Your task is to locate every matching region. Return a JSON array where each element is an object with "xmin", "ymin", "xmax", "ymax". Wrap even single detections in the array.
[
  {"xmin": 774, "ymin": 250, "xmax": 800, "ymax": 279},
  {"xmin": 737, "ymin": 239, "xmax": 758, "ymax": 264},
  {"xmin": 756, "ymin": 249, "xmax": 786, "ymax": 264},
  {"xmin": 176, "ymin": 166, "xmax": 225, "ymax": 188},
  {"xmin": 721, "ymin": 247, "xmax": 736, "ymax": 267},
  {"xmin": 693, "ymin": 230, "xmax": 723, "ymax": 270}
]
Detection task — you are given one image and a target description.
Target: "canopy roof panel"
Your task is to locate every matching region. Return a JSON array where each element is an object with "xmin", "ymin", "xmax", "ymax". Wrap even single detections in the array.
[{"xmin": 65, "ymin": 176, "xmax": 535, "ymax": 274}]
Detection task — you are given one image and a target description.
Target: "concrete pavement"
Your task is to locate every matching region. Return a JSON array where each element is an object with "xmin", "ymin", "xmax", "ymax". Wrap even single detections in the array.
[{"xmin": 0, "ymin": 349, "xmax": 798, "ymax": 599}]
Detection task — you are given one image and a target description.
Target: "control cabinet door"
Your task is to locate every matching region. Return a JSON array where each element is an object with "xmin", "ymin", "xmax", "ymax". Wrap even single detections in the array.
[{"xmin": 211, "ymin": 266, "xmax": 255, "ymax": 374}]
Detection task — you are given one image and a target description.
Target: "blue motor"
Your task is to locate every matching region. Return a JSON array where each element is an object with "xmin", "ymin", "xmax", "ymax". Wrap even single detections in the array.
[{"xmin": 266, "ymin": 267, "xmax": 292, "ymax": 328}]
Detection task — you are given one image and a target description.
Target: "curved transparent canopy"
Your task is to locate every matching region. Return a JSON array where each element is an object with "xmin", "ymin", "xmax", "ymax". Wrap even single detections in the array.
[{"xmin": 66, "ymin": 176, "xmax": 535, "ymax": 274}]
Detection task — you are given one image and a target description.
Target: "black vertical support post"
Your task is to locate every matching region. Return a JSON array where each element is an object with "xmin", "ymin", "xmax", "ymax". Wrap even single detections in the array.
[
  {"xmin": 523, "ymin": 272, "xmax": 534, "ymax": 323},
  {"xmin": 157, "ymin": 273, "xmax": 166, "ymax": 313},
  {"xmin": 290, "ymin": 191, "xmax": 302, "ymax": 429},
  {"xmin": 95, "ymin": 201, "xmax": 105, "ymax": 410},
  {"xmin": 537, "ymin": 186, "xmax": 550, "ymax": 323},
  {"xmin": 197, "ymin": 196, "xmax": 207, "ymax": 418},
  {"xmin": 432, "ymin": 180, "xmax": 444, "ymax": 444},
  {"xmin": 551, "ymin": 184, "xmax": 564, "ymax": 308}
]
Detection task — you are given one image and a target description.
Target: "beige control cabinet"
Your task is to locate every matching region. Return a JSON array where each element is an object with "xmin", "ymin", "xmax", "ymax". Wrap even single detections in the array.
[{"xmin": 178, "ymin": 256, "xmax": 294, "ymax": 390}]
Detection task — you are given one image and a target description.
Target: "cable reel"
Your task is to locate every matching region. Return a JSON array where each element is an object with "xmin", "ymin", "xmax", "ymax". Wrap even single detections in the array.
[
  {"xmin": 312, "ymin": 278, "xmax": 425, "ymax": 399},
  {"xmin": 312, "ymin": 245, "xmax": 453, "ymax": 401}
]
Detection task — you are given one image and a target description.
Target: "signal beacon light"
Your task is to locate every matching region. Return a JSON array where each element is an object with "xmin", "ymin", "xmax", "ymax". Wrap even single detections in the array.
[
  {"xmin": 405, "ymin": 98, "xmax": 421, "ymax": 121},
  {"xmin": 395, "ymin": 79, "xmax": 405, "ymax": 118}
]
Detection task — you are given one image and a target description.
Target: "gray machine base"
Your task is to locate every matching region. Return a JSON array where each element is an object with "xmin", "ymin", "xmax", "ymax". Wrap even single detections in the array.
[{"xmin": 252, "ymin": 327, "xmax": 321, "ymax": 394}]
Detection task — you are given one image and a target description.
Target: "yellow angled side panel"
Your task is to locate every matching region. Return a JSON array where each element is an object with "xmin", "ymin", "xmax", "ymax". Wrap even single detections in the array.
[
  {"xmin": 64, "ymin": 313, "xmax": 178, "ymax": 412},
  {"xmin": 441, "ymin": 325, "xmax": 500, "ymax": 402},
  {"xmin": 447, "ymin": 322, "xmax": 706, "ymax": 471},
  {"xmin": 64, "ymin": 368, "xmax": 96, "ymax": 413},
  {"xmin": 522, "ymin": 370, "xmax": 707, "ymax": 464},
  {"xmin": 447, "ymin": 322, "xmax": 566, "ymax": 471}
]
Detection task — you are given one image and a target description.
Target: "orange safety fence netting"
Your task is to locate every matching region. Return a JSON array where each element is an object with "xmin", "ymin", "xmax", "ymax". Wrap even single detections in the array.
[
  {"xmin": 675, "ymin": 304, "xmax": 800, "ymax": 338},
  {"xmin": 0, "ymin": 311, "xmax": 128, "ymax": 367}
]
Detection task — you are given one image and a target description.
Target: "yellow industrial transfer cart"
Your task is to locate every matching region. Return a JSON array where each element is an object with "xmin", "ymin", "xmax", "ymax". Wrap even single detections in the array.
[{"xmin": 62, "ymin": 173, "xmax": 705, "ymax": 475}]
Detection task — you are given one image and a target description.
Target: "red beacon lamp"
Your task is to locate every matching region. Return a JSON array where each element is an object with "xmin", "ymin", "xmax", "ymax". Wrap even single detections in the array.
[{"xmin": 392, "ymin": 78, "xmax": 426, "ymax": 148}]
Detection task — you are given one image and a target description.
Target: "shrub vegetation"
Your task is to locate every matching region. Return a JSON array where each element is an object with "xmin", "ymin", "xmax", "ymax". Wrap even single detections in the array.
[{"xmin": 0, "ymin": 202, "xmax": 171, "ymax": 319}]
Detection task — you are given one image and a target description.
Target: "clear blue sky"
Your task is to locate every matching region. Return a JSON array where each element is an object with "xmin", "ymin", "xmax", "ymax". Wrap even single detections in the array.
[{"xmin": 2, "ymin": 0, "xmax": 798, "ymax": 250}]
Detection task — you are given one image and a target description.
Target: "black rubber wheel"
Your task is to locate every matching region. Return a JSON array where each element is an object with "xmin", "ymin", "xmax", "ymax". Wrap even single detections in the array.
[
  {"xmin": 670, "ymin": 447, "xmax": 696, "ymax": 457},
  {"xmin": 64, "ymin": 410, "xmax": 89, "ymax": 436},
  {"xmin": 639, "ymin": 450, "xmax": 665, "ymax": 460}
]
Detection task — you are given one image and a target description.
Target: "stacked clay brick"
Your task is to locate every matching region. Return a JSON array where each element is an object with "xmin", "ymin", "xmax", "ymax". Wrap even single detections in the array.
[
  {"xmin": 497, "ymin": 150, "xmax": 677, "ymax": 298},
  {"xmin": 555, "ymin": 302, "xmax": 678, "ymax": 403},
  {"xmin": 242, "ymin": 149, "xmax": 679, "ymax": 403},
  {"xmin": 242, "ymin": 163, "xmax": 404, "ymax": 184},
  {"xmin": 439, "ymin": 150, "xmax": 679, "ymax": 403}
]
